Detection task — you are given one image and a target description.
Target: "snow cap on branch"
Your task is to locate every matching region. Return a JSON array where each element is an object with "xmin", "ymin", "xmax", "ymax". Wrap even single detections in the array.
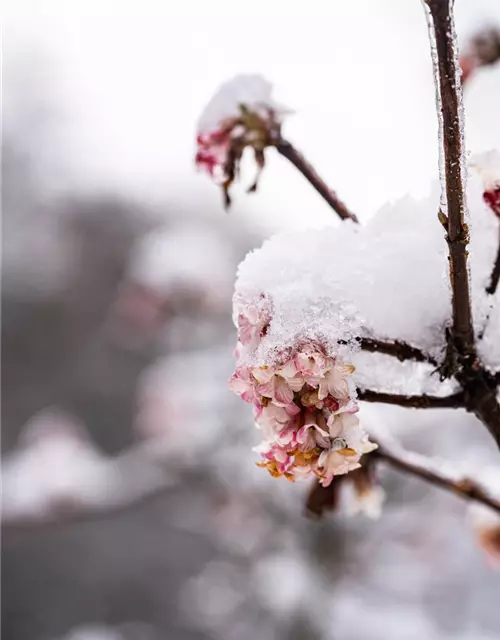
[{"xmin": 196, "ymin": 74, "xmax": 291, "ymax": 207}]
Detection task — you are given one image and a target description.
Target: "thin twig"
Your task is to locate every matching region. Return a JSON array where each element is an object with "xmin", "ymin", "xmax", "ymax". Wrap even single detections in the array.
[
  {"xmin": 375, "ymin": 445, "xmax": 500, "ymax": 514},
  {"xmin": 357, "ymin": 389, "xmax": 464, "ymax": 409},
  {"xmin": 306, "ymin": 444, "xmax": 500, "ymax": 518},
  {"xmin": 358, "ymin": 337, "xmax": 438, "ymax": 367},
  {"xmin": 275, "ymin": 138, "xmax": 359, "ymax": 223},
  {"xmin": 426, "ymin": 0, "xmax": 475, "ymax": 353},
  {"xmin": 486, "ymin": 227, "xmax": 500, "ymax": 296}
]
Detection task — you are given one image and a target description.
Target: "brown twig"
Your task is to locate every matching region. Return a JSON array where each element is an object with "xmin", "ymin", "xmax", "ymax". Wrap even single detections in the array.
[
  {"xmin": 375, "ymin": 445, "xmax": 500, "ymax": 514},
  {"xmin": 358, "ymin": 337, "xmax": 438, "ymax": 367},
  {"xmin": 275, "ymin": 138, "xmax": 359, "ymax": 223},
  {"xmin": 426, "ymin": 0, "xmax": 475, "ymax": 354},
  {"xmin": 306, "ymin": 444, "xmax": 500, "ymax": 518},
  {"xmin": 357, "ymin": 389, "xmax": 464, "ymax": 409}
]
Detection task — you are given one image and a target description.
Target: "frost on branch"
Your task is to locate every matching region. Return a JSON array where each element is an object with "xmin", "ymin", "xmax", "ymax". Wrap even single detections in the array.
[{"xmin": 196, "ymin": 74, "xmax": 291, "ymax": 206}]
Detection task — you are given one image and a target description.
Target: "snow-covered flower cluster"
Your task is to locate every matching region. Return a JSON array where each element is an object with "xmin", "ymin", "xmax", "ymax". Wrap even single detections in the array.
[
  {"xmin": 196, "ymin": 74, "xmax": 290, "ymax": 205},
  {"xmin": 226, "ymin": 150, "xmax": 500, "ymax": 486},
  {"xmin": 229, "ymin": 297, "xmax": 376, "ymax": 486}
]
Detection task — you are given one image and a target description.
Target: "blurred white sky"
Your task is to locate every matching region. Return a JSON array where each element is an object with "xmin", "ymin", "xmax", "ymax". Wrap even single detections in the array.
[{"xmin": 4, "ymin": 0, "xmax": 500, "ymax": 232}]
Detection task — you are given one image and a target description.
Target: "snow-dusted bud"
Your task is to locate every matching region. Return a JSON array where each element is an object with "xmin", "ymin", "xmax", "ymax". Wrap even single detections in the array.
[
  {"xmin": 460, "ymin": 26, "xmax": 500, "ymax": 85},
  {"xmin": 196, "ymin": 74, "xmax": 291, "ymax": 207},
  {"xmin": 470, "ymin": 150, "xmax": 500, "ymax": 219}
]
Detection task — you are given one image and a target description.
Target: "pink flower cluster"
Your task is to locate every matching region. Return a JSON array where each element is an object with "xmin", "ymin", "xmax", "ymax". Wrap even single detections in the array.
[{"xmin": 229, "ymin": 307, "xmax": 376, "ymax": 486}]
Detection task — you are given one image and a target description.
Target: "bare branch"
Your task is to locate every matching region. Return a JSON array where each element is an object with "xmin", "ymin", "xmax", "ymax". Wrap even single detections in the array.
[
  {"xmin": 357, "ymin": 389, "xmax": 464, "ymax": 409},
  {"xmin": 275, "ymin": 138, "xmax": 359, "ymax": 223},
  {"xmin": 358, "ymin": 337, "xmax": 438, "ymax": 367},
  {"xmin": 426, "ymin": 0, "xmax": 475, "ymax": 353}
]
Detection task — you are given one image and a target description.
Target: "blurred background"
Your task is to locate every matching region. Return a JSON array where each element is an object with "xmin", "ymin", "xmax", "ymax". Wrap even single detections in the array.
[{"xmin": 2, "ymin": 1, "xmax": 500, "ymax": 639}]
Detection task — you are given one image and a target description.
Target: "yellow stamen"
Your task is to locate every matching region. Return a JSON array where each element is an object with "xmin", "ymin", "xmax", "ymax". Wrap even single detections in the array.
[{"xmin": 338, "ymin": 447, "xmax": 357, "ymax": 457}]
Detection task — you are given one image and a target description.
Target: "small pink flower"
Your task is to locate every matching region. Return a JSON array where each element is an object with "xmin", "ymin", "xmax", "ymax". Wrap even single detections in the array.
[
  {"xmin": 297, "ymin": 413, "xmax": 330, "ymax": 451},
  {"xmin": 318, "ymin": 363, "xmax": 355, "ymax": 401},
  {"xmin": 236, "ymin": 302, "xmax": 271, "ymax": 348},
  {"xmin": 228, "ymin": 367, "xmax": 256, "ymax": 404}
]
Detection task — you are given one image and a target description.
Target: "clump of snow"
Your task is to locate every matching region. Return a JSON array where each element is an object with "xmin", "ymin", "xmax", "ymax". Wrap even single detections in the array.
[
  {"xmin": 233, "ymin": 174, "xmax": 500, "ymax": 372},
  {"xmin": 197, "ymin": 74, "xmax": 290, "ymax": 134}
]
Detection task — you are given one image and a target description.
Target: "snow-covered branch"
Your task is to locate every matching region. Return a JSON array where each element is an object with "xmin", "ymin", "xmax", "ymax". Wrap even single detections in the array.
[
  {"xmin": 357, "ymin": 389, "xmax": 464, "ymax": 409},
  {"xmin": 357, "ymin": 337, "xmax": 438, "ymax": 367}
]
